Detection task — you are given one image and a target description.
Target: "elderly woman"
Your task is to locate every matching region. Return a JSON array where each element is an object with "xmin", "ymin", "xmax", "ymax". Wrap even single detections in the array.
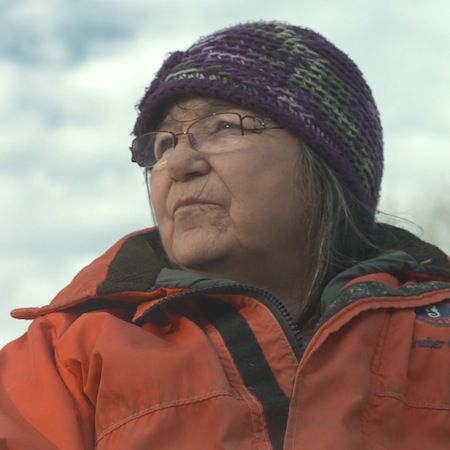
[{"xmin": 1, "ymin": 21, "xmax": 449, "ymax": 450}]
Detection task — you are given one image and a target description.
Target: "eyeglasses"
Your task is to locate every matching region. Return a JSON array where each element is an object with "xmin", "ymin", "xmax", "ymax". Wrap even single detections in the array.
[{"xmin": 130, "ymin": 112, "xmax": 283, "ymax": 170}]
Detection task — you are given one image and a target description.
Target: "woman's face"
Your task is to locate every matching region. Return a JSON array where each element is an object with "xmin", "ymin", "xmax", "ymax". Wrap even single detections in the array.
[{"xmin": 149, "ymin": 97, "xmax": 307, "ymax": 286}]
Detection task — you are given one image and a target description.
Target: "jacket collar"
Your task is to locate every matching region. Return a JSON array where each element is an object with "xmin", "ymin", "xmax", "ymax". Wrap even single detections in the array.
[
  {"xmin": 11, "ymin": 225, "xmax": 450, "ymax": 320},
  {"xmin": 12, "ymin": 228, "xmax": 168, "ymax": 319}
]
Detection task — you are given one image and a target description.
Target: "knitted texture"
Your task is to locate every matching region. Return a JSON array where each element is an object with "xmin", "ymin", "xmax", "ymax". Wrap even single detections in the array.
[{"xmin": 134, "ymin": 21, "xmax": 383, "ymax": 217}]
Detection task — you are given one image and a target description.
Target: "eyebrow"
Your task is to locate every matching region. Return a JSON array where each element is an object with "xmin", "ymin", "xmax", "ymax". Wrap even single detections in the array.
[{"xmin": 158, "ymin": 101, "xmax": 237, "ymax": 130}]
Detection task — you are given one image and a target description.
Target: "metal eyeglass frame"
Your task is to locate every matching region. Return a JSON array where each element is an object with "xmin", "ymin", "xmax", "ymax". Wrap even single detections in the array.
[{"xmin": 129, "ymin": 111, "xmax": 284, "ymax": 169}]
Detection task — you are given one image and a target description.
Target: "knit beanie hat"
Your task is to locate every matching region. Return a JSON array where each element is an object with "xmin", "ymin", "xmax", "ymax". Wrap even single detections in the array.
[{"xmin": 133, "ymin": 21, "xmax": 383, "ymax": 221}]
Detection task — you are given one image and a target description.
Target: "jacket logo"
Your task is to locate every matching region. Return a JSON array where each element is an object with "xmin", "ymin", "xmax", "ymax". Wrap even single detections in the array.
[{"xmin": 416, "ymin": 300, "xmax": 450, "ymax": 327}]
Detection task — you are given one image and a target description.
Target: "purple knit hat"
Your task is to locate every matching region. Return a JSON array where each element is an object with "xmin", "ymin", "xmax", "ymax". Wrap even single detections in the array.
[{"xmin": 133, "ymin": 21, "xmax": 383, "ymax": 220}]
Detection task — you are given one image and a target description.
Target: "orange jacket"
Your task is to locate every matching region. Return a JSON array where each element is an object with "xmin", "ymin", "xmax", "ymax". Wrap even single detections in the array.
[{"xmin": 1, "ymin": 226, "xmax": 450, "ymax": 449}]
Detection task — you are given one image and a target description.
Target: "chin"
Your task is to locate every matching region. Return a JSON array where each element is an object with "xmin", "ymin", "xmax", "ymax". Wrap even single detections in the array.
[
  {"xmin": 170, "ymin": 246, "xmax": 227, "ymax": 272},
  {"xmin": 167, "ymin": 231, "xmax": 235, "ymax": 274}
]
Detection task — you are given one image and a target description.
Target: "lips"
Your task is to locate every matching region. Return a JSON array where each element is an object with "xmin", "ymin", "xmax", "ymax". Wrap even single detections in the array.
[{"xmin": 172, "ymin": 197, "xmax": 218, "ymax": 214}]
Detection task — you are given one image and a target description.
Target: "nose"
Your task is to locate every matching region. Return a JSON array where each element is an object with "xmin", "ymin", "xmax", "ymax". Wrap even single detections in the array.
[{"xmin": 166, "ymin": 134, "xmax": 211, "ymax": 182}]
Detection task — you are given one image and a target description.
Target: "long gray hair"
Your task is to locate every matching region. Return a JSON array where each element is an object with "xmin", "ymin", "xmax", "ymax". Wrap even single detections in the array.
[{"xmin": 295, "ymin": 142, "xmax": 378, "ymax": 332}]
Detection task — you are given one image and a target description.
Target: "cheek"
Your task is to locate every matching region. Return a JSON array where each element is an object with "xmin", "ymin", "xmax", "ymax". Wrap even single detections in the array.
[
  {"xmin": 230, "ymin": 155, "xmax": 298, "ymax": 207},
  {"xmin": 236, "ymin": 161, "xmax": 303, "ymax": 236}
]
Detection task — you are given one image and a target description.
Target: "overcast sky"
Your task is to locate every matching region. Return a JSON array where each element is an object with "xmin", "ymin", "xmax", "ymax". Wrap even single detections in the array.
[{"xmin": 1, "ymin": 0, "xmax": 449, "ymax": 346}]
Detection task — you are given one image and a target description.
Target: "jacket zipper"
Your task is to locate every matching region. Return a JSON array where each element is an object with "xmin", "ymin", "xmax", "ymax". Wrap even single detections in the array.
[{"xmin": 142, "ymin": 283, "xmax": 303, "ymax": 360}]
